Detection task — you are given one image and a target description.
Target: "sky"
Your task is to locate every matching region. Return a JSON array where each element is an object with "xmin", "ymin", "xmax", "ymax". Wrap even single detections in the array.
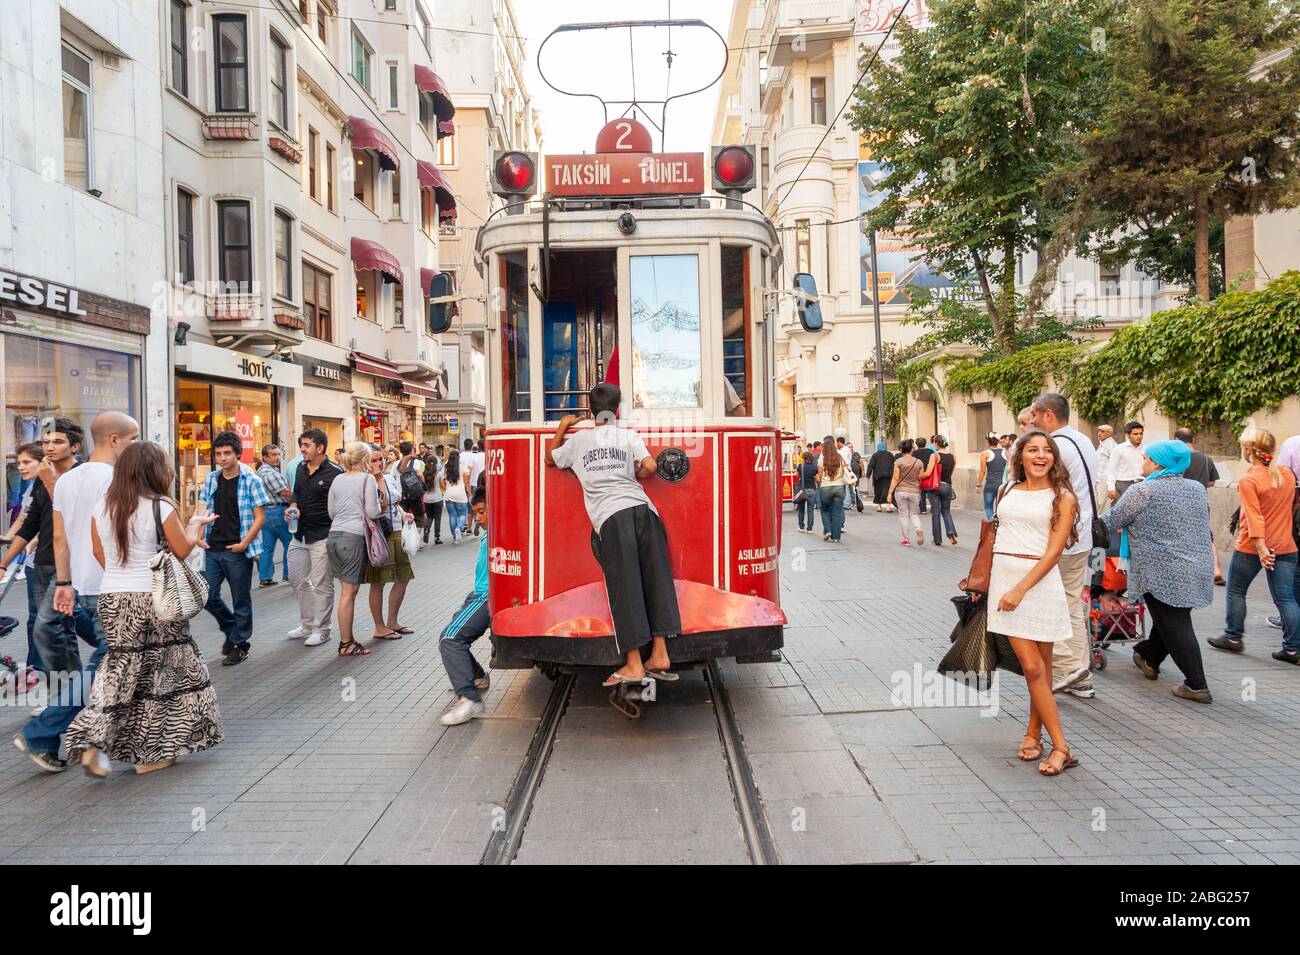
[{"xmin": 512, "ymin": 0, "xmax": 737, "ymax": 156}]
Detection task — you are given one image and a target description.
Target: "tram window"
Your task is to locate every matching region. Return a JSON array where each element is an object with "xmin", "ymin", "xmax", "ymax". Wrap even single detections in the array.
[
  {"xmin": 630, "ymin": 254, "xmax": 702, "ymax": 410},
  {"xmin": 500, "ymin": 251, "xmax": 530, "ymax": 421},
  {"xmin": 721, "ymin": 245, "xmax": 751, "ymax": 417}
]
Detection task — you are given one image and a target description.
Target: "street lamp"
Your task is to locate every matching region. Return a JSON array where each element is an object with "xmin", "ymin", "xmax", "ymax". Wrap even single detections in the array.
[{"xmin": 863, "ymin": 166, "xmax": 889, "ymax": 445}]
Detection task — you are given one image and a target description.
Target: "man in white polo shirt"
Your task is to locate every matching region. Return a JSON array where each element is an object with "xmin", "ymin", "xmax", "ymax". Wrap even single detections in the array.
[{"xmin": 13, "ymin": 412, "xmax": 138, "ymax": 772}]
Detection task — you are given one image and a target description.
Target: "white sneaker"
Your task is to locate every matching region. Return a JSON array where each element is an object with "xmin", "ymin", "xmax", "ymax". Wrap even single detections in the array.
[
  {"xmin": 439, "ymin": 696, "xmax": 485, "ymax": 726},
  {"xmin": 287, "ymin": 625, "xmax": 307, "ymax": 639},
  {"xmin": 303, "ymin": 631, "xmax": 329, "ymax": 647},
  {"xmin": 1051, "ymin": 666, "xmax": 1091, "ymax": 694}
]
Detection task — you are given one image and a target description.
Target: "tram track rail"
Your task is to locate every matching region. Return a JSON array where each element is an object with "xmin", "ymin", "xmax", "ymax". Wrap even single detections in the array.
[{"xmin": 481, "ymin": 663, "xmax": 779, "ymax": 865}]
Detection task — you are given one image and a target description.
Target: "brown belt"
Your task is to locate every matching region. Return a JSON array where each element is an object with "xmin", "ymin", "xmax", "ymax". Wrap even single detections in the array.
[{"xmin": 994, "ymin": 551, "xmax": 1043, "ymax": 560}]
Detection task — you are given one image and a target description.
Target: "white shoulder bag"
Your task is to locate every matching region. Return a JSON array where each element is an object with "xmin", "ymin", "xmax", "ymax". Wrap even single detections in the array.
[{"xmin": 149, "ymin": 498, "xmax": 209, "ymax": 622}]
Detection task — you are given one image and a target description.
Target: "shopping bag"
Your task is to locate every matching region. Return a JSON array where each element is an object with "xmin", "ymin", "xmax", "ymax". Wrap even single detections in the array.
[{"xmin": 401, "ymin": 519, "xmax": 420, "ymax": 560}]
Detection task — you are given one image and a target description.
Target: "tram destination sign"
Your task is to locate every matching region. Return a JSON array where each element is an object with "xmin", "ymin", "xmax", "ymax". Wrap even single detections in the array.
[{"xmin": 546, "ymin": 152, "xmax": 705, "ymax": 197}]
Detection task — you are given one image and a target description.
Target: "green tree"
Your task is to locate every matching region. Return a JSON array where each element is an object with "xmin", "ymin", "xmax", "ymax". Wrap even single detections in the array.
[
  {"xmin": 1062, "ymin": 0, "xmax": 1300, "ymax": 301},
  {"xmin": 848, "ymin": 0, "xmax": 1109, "ymax": 353}
]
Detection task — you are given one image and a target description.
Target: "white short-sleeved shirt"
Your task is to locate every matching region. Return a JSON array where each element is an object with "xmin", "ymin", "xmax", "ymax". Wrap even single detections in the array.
[
  {"xmin": 423, "ymin": 457, "xmax": 444, "ymax": 503},
  {"xmin": 53, "ymin": 461, "xmax": 114, "ymax": 595},
  {"xmin": 550, "ymin": 425, "xmax": 655, "ymax": 532},
  {"xmin": 94, "ymin": 497, "xmax": 176, "ymax": 594},
  {"xmin": 463, "ymin": 451, "xmax": 485, "ymax": 489}
]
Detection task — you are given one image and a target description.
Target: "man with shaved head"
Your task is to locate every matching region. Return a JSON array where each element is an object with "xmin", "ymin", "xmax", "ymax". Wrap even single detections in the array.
[{"xmin": 13, "ymin": 412, "xmax": 138, "ymax": 772}]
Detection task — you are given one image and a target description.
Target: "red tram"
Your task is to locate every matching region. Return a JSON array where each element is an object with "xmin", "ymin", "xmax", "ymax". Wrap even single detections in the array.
[{"xmin": 466, "ymin": 24, "xmax": 820, "ymax": 677}]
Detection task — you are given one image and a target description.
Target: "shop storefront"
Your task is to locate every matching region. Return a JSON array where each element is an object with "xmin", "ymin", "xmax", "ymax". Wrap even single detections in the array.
[
  {"xmin": 421, "ymin": 409, "xmax": 462, "ymax": 449},
  {"xmin": 0, "ymin": 270, "xmax": 149, "ymax": 532},
  {"xmin": 174, "ymin": 341, "xmax": 303, "ymax": 510},
  {"xmin": 351, "ymin": 352, "xmax": 436, "ymax": 448},
  {"xmin": 292, "ymin": 354, "xmax": 354, "ymax": 454}
]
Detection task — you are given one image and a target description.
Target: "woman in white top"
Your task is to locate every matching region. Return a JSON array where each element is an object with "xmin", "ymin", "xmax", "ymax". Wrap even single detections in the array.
[
  {"xmin": 442, "ymin": 449, "xmax": 469, "ymax": 543},
  {"xmin": 986, "ymin": 429, "xmax": 1079, "ymax": 777},
  {"xmin": 66, "ymin": 441, "xmax": 220, "ymax": 778},
  {"xmin": 326, "ymin": 442, "xmax": 383, "ymax": 656}
]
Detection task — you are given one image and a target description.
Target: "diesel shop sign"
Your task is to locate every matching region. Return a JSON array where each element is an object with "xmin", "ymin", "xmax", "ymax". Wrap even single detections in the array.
[
  {"xmin": 0, "ymin": 269, "xmax": 151, "ymax": 334},
  {"xmin": 175, "ymin": 341, "xmax": 303, "ymax": 388},
  {"xmin": 292, "ymin": 354, "xmax": 354, "ymax": 392}
]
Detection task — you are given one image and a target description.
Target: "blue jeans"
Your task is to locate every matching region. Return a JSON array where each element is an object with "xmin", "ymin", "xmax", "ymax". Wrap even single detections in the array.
[
  {"xmin": 203, "ymin": 549, "xmax": 255, "ymax": 646},
  {"xmin": 982, "ymin": 487, "xmax": 998, "ymax": 520},
  {"xmin": 440, "ymin": 592, "xmax": 490, "ymax": 702},
  {"xmin": 796, "ymin": 491, "xmax": 815, "ymax": 530},
  {"xmin": 819, "ymin": 486, "xmax": 846, "ymax": 541},
  {"xmin": 928, "ymin": 485, "xmax": 957, "ymax": 540},
  {"xmin": 1225, "ymin": 550, "xmax": 1300, "ymax": 653},
  {"xmin": 258, "ymin": 506, "xmax": 292, "ymax": 582},
  {"xmin": 23, "ymin": 561, "xmax": 47, "ymax": 672},
  {"xmin": 20, "ymin": 595, "xmax": 107, "ymax": 756},
  {"xmin": 31, "ymin": 563, "xmax": 95, "ymax": 672},
  {"xmin": 446, "ymin": 501, "xmax": 468, "ymax": 540}
]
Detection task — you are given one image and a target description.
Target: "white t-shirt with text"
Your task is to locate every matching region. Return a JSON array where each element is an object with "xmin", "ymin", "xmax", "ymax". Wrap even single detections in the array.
[{"xmin": 550, "ymin": 424, "xmax": 656, "ymax": 533}]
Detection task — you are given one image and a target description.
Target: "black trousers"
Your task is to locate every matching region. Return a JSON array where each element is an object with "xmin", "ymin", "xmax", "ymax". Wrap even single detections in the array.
[
  {"xmin": 872, "ymin": 477, "xmax": 891, "ymax": 504},
  {"xmin": 422, "ymin": 500, "xmax": 443, "ymax": 542},
  {"xmin": 1136, "ymin": 592, "xmax": 1208, "ymax": 691},
  {"xmin": 594, "ymin": 504, "xmax": 681, "ymax": 653}
]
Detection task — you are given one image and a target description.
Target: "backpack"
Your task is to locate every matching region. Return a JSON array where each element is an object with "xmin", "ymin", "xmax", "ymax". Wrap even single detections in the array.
[{"xmin": 398, "ymin": 460, "xmax": 425, "ymax": 504}]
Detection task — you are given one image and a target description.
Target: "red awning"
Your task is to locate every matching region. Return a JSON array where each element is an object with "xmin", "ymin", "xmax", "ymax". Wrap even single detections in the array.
[
  {"xmin": 347, "ymin": 115, "xmax": 400, "ymax": 171},
  {"xmin": 413, "ymin": 66, "xmax": 455, "ymax": 124},
  {"xmin": 351, "ymin": 237, "xmax": 403, "ymax": 285},
  {"xmin": 437, "ymin": 118, "xmax": 455, "ymax": 141},
  {"xmin": 417, "ymin": 160, "xmax": 457, "ymax": 221},
  {"xmin": 404, "ymin": 380, "xmax": 440, "ymax": 399},
  {"xmin": 353, "ymin": 352, "xmax": 402, "ymax": 381}
]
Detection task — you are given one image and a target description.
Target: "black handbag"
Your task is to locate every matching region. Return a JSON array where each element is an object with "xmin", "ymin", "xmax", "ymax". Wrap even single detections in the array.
[
  {"xmin": 939, "ymin": 595, "xmax": 1024, "ymax": 687},
  {"xmin": 1056, "ymin": 434, "xmax": 1109, "ymax": 550}
]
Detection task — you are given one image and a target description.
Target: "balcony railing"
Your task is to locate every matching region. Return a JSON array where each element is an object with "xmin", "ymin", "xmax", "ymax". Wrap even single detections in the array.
[{"xmin": 202, "ymin": 113, "xmax": 258, "ymax": 141}]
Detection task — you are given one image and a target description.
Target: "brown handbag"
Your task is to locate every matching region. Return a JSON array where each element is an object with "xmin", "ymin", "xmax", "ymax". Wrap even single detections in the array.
[{"xmin": 960, "ymin": 484, "xmax": 1011, "ymax": 596}]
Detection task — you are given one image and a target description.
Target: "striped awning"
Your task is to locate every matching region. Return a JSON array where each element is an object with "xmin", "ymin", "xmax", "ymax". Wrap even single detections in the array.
[
  {"xmin": 417, "ymin": 160, "xmax": 457, "ymax": 222},
  {"xmin": 404, "ymin": 380, "xmax": 440, "ymax": 400},
  {"xmin": 413, "ymin": 65, "xmax": 455, "ymax": 124},
  {"xmin": 350, "ymin": 237, "xmax": 403, "ymax": 285},
  {"xmin": 352, "ymin": 352, "xmax": 402, "ymax": 381},
  {"xmin": 347, "ymin": 115, "xmax": 400, "ymax": 171}
]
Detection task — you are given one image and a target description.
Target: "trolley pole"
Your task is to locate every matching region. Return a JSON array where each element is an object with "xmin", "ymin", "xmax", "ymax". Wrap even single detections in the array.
[{"xmin": 869, "ymin": 229, "xmax": 887, "ymax": 446}]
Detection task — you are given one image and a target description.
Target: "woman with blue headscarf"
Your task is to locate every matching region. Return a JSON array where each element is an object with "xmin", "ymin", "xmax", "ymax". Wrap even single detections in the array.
[
  {"xmin": 866, "ymin": 441, "xmax": 895, "ymax": 512},
  {"xmin": 1101, "ymin": 439, "xmax": 1214, "ymax": 703}
]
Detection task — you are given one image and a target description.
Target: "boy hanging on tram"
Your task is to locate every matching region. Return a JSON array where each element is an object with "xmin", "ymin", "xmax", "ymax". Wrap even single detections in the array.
[{"xmin": 545, "ymin": 383, "xmax": 681, "ymax": 687}]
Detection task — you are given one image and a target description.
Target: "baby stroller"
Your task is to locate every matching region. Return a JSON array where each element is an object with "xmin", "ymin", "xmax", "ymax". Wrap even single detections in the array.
[{"xmin": 1087, "ymin": 555, "xmax": 1146, "ymax": 671}]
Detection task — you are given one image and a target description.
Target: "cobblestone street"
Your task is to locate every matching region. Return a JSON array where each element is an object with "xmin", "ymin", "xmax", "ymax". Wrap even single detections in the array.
[{"xmin": 2, "ymin": 502, "xmax": 1298, "ymax": 865}]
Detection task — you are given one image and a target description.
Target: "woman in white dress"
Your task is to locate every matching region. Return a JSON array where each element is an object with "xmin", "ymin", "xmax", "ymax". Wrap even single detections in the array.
[{"xmin": 987, "ymin": 429, "xmax": 1080, "ymax": 777}]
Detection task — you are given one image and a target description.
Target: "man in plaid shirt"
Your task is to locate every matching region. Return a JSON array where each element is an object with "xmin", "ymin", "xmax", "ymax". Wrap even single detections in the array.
[
  {"xmin": 198, "ymin": 430, "xmax": 272, "ymax": 667},
  {"xmin": 256, "ymin": 444, "xmax": 293, "ymax": 587}
]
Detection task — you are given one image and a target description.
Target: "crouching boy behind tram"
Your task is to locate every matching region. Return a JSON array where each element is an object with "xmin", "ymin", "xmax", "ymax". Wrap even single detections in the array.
[
  {"xmin": 545, "ymin": 383, "xmax": 681, "ymax": 688},
  {"xmin": 438, "ymin": 487, "xmax": 493, "ymax": 726}
]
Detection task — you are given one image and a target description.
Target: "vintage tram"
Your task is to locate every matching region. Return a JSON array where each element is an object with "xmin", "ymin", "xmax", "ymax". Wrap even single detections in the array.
[{"xmin": 460, "ymin": 25, "xmax": 820, "ymax": 682}]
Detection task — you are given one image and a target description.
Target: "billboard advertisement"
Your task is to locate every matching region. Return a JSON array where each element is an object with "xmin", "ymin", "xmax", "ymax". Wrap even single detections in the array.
[
  {"xmin": 855, "ymin": 1, "xmax": 932, "ymax": 63},
  {"xmin": 858, "ymin": 160, "xmax": 961, "ymax": 307}
]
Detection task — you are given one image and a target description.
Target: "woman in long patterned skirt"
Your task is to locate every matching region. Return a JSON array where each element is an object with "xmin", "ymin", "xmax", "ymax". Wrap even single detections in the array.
[{"xmin": 66, "ymin": 442, "xmax": 223, "ymax": 777}]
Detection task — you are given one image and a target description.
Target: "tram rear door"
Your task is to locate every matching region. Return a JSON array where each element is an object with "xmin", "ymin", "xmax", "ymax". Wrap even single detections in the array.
[{"xmin": 542, "ymin": 249, "xmax": 617, "ymax": 419}]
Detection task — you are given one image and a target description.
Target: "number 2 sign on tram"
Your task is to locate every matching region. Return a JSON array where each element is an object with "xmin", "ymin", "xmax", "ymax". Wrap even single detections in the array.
[{"xmin": 546, "ymin": 118, "xmax": 706, "ymax": 197}]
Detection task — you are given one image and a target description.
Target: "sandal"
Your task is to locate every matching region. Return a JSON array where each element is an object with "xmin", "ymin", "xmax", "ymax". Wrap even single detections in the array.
[
  {"xmin": 1038, "ymin": 747, "xmax": 1079, "ymax": 777},
  {"xmin": 949, "ymin": 534, "xmax": 958, "ymax": 545},
  {"xmin": 390, "ymin": 625, "xmax": 415, "ymax": 634},
  {"xmin": 337, "ymin": 639, "xmax": 372, "ymax": 657},
  {"xmin": 372, "ymin": 629, "xmax": 403, "ymax": 640},
  {"xmin": 1017, "ymin": 734, "xmax": 1043, "ymax": 761},
  {"xmin": 602, "ymin": 671, "xmax": 644, "ymax": 687}
]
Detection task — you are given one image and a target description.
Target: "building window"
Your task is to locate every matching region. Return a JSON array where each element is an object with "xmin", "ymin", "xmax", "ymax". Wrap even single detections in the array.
[
  {"xmin": 274, "ymin": 210, "xmax": 293, "ymax": 300},
  {"xmin": 213, "ymin": 15, "xmax": 249, "ymax": 112},
  {"xmin": 303, "ymin": 261, "xmax": 332, "ymax": 341},
  {"xmin": 351, "ymin": 28, "xmax": 372, "ymax": 94},
  {"xmin": 326, "ymin": 143, "xmax": 336, "ymax": 211},
  {"xmin": 810, "ymin": 77, "xmax": 827, "ymax": 126},
  {"xmin": 61, "ymin": 43, "xmax": 93, "ymax": 191},
  {"xmin": 759, "ymin": 50, "xmax": 768, "ymax": 89},
  {"xmin": 418, "ymin": 91, "xmax": 433, "ymax": 134},
  {"xmin": 415, "ymin": 3, "xmax": 431, "ymax": 54},
  {"xmin": 169, "ymin": 0, "xmax": 189, "ymax": 97},
  {"xmin": 421, "ymin": 188, "xmax": 434, "ymax": 234},
  {"xmin": 356, "ymin": 271, "xmax": 376, "ymax": 321},
  {"xmin": 387, "ymin": 61, "xmax": 399, "ymax": 110},
  {"xmin": 308, "ymin": 128, "xmax": 319, "ymax": 199},
  {"xmin": 389, "ymin": 169, "xmax": 401, "ymax": 219},
  {"xmin": 795, "ymin": 219, "xmax": 811, "ymax": 274},
  {"xmin": 269, "ymin": 32, "xmax": 290, "ymax": 129},
  {"xmin": 177, "ymin": 188, "xmax": 196, "ymax": 285},
  {"xmin": 760, "ymin": 145, "xmax": 770, "ymax": 204},
  {"xmin": 352, "ymin": 148, "xmax": 374, "ymax": 210},
  {"xmin": 217, "ymin": 200, "xmax": 252, "ymax": 290},
  {"xmin": 384, "ymin": 0, "xmax": 397, "ymax": 9},
  {"xmin": 437, "ymin": 130, "xmax": 457, "ymax": 166},
  {"xmin": 317, "ymin": 2, "xmax": 330, "ymax": 45},
  {"xmin": 392, "ymin": 283, "xmax": 404, "ymax": 329},
  {"xmin": 1100, "ymin": 258, "xmax": 1122, "ymax": 298}
]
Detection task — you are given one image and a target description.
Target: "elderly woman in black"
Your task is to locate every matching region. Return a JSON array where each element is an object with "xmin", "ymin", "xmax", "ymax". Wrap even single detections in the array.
[{"xmin": 1100, "ymin": 439, "xmax": 1215, "ymax": 703}]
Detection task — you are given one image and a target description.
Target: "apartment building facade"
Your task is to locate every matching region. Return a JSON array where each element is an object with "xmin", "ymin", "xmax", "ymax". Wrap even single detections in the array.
[
  {"xmin": 159, "ymin": 0, "xmax": 456, "ymax": 506},
  {"xmin": 0, "ymin": 0, "xmax": 169, "ymax": 531},
  {"xmin": 712, "ymin": 0, "xmax": 1179, "ymax": 446},
  {"xmin": 427, "ymin": 0, "xmax": 542, "ymax": 449}
]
